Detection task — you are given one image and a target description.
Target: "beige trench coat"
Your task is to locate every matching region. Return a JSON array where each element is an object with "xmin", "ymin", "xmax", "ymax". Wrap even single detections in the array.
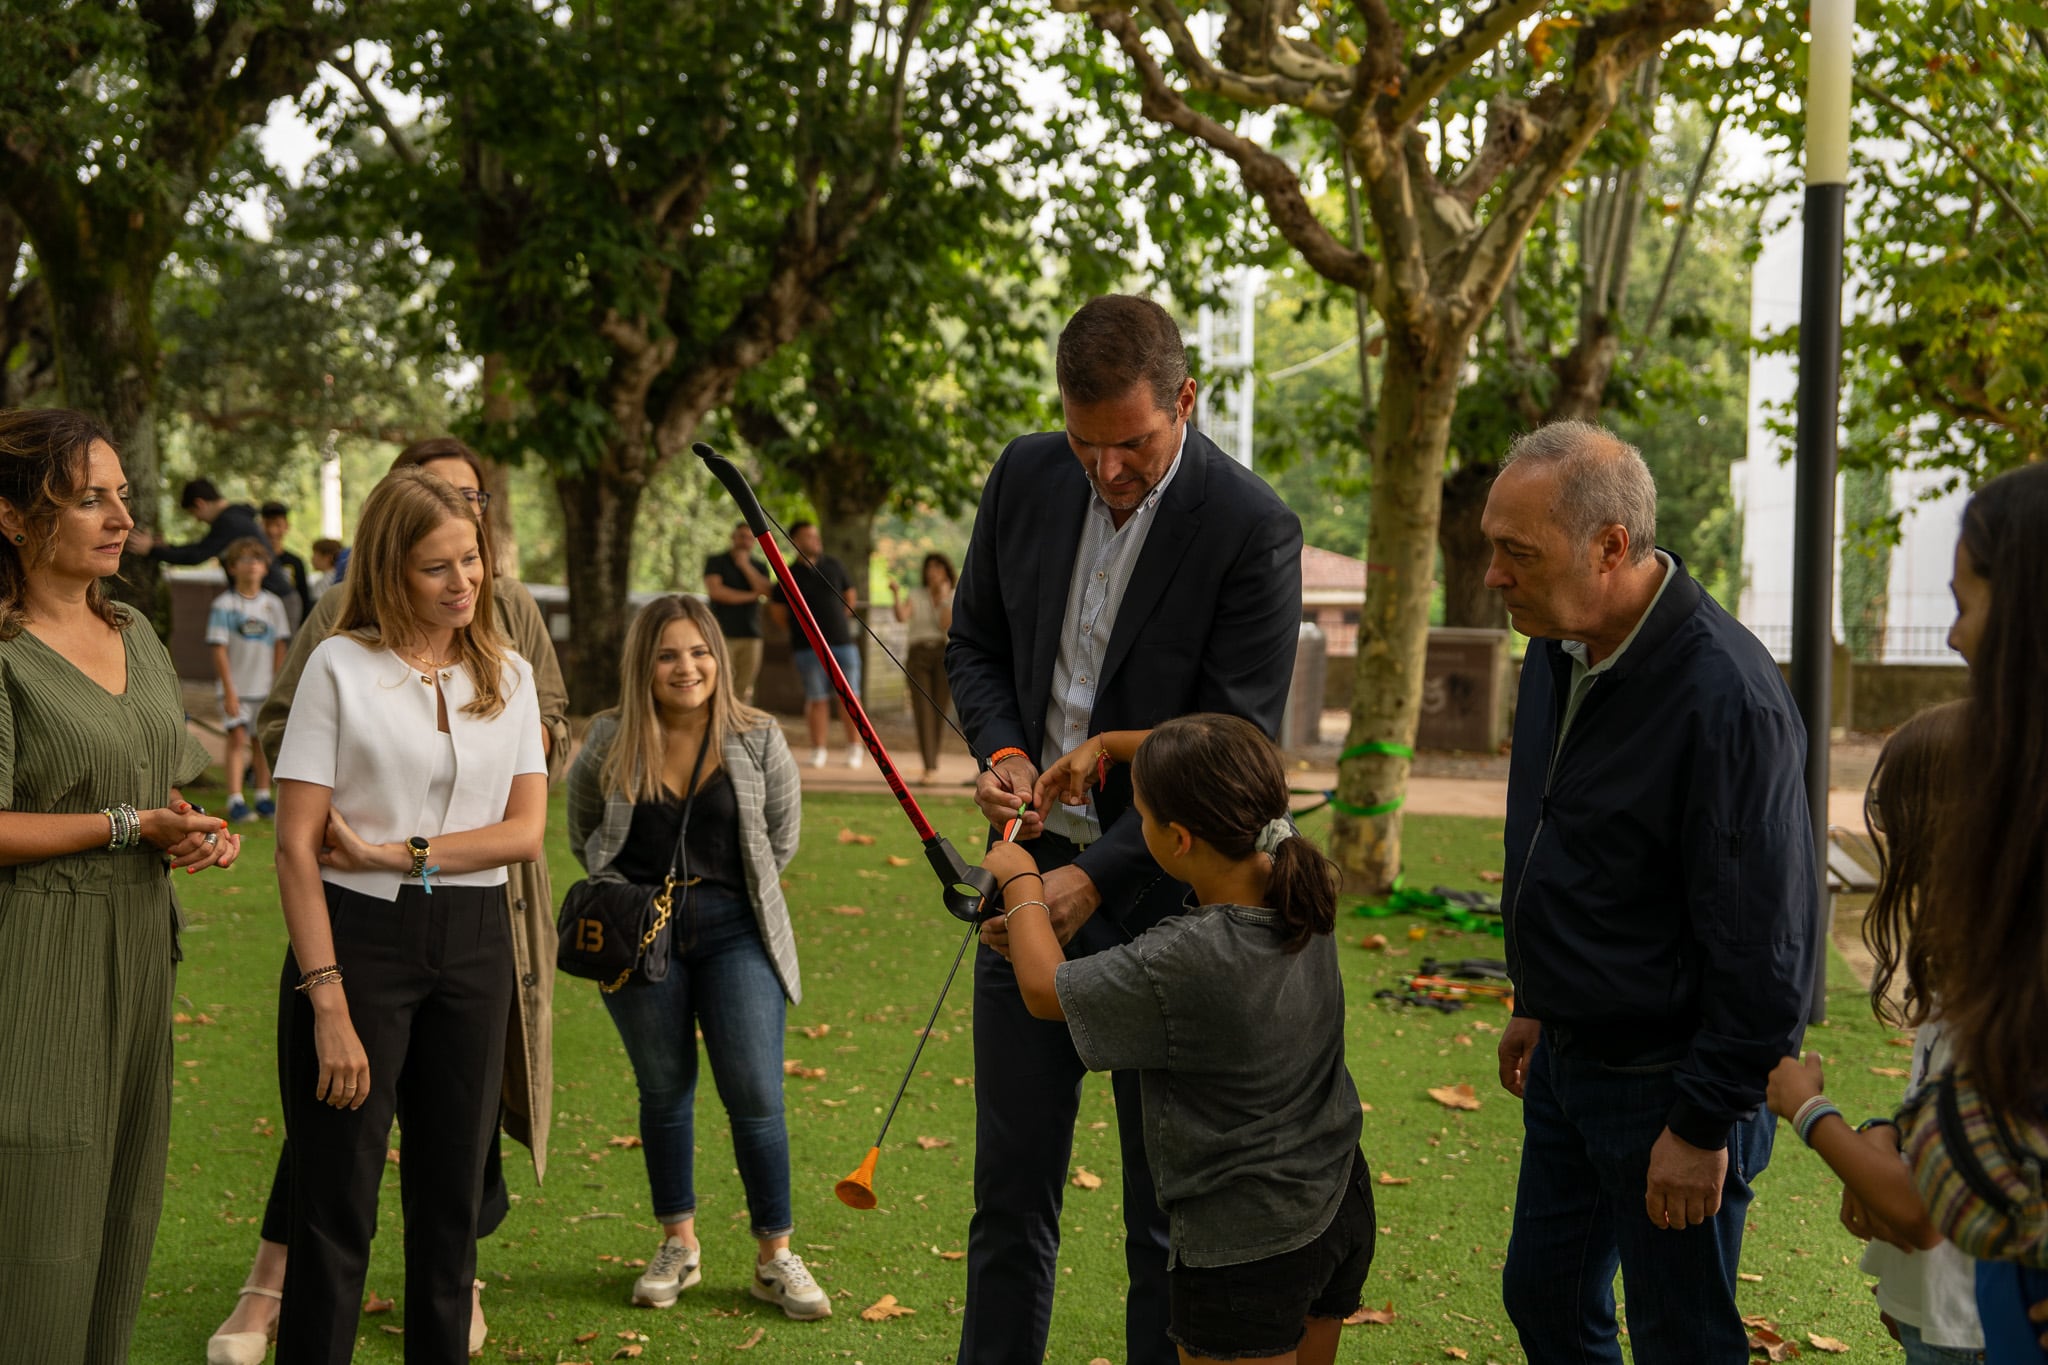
[{"xmin": 258, "ymin": 577, "xmax": 568, "ymax": 1181}]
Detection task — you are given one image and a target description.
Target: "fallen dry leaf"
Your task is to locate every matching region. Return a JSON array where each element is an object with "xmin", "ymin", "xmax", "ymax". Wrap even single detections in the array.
[
  {"xmin": 1476, "ymin": 870, "xmax": 1504, "ymax": 884},
  {"xmin": 1453, "ymin": 1034, "xmax": 1474, "ymax": 1047},
  {"xmin": 1738, "ymin": 1272, "xmax": 1765, "ymax": 1283},
  {"xmin": 1870, "ymin": 1066, "xmax": 1909, "ymax": 1078},
  {"xmin": 820, "ymin": 1098, "xmax": 847, "ymax": 1108},
  {"xmin": 1345, "ymin": 1302, "xmax": 1397, "ymax": 1326},
  {"xmin": 783, "ymin": 1060, "xmax": 827, "ymax": 1080},
  {"xmin": 1071, "ymin": 1166, "xmax": 1104, "ymax": 1191},
  {"xmin": 801, "ymin": 1023, "xmax": 833, "ymax": 1039},
  {"xmin": 735, "ymin": 1327, "xmax": 766, "ymax": 1350},
  {"xmin": 363, "ymin": 1291, "xmax": 394, "ymax": 1314},
  {"xmin": 576, "ymin": 1331, "xmax": 600, "ymax": 1344},
  {"xmin": 612, "ymin": 1347, "xmax": 644, "ymax": 1360},
  {"xmin": 378, "ymin": 1324, "xmax": 403, "ymax": 1335},
  {"xmin": 861, "ymin": 1294, "xmax": 916, "ymax": 1322},
  {"xmin": 1089, "ymin": 1359, "xmax": 1113, "ymax": 1365},
  {"xmin": 916, "ymin": 1136, "xmax": 952, "ymax": 1150},
  {"xmin": 1428, "ymin": 1084, "xmax": 1483, "ymax": 1112},
  {"xmin": 886, "ymin": 855, "xmax": 911, "ymax": 867},
  {"xmin": 606, "ymin": 1135, "xmax": 642, "ymax": 1149},
  {"xmin": 386, "ymin": 1148, "xmax": 401, "ymax": 1165},
  {"xmin": 1377, "ymin": 1172, "xmax": 1412, "ymax": 1186},
  {"xmin": 1887, "ymin": 1035, "xmax": 1914, "ymax": 1047},
  {"xmin": 1360, "ymin": 934, "xmax": 1389, "ymax": 951},
  {"xmin": 1407, "ymin": 925, "xmax": 1429, "ymax": 941},
  {"xmin": 1445, "ymin": 1349, "xmax": 1470, "ymax": 1361},
  {"xmin": 828, "ymin": 904, "xmax": 866, "ymax": 916},
  {"xmin": 1806, "ymin": 1335, "xmax": 1849, "ymax": 1354},
  {"xmin": 951, "ymin": 1076, "xmax": 973, "ymax": 1086},
  {"xmin": 837, "ymin": 829, "xmax": 877, "ymax": 846},
  {"xmin": 938, "ymin": 1250, "xmax": 965, "ymax": 1261},
  {"xmin": 1747, "ymin": 1325, "xmax": 1799, "ymax": 1360}
]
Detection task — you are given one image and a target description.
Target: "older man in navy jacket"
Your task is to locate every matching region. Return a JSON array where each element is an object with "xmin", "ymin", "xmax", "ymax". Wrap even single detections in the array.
[
  {"xmin": 1485, "ymin": 422, "xmax": 1817, "ymax": 1365},
  {"xmin": 946, "ymin": 295, "xmax": 1302, "ymax": 1365}
]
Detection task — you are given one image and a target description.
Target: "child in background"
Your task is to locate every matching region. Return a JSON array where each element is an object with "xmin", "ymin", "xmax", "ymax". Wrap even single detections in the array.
[
  {"xmin": 308, "ymin": 536, "xmax": 343, "ymax": 602},
  {"xmin": 205, "ymin": 537, "xmax": 291, "ymax": 822},
  {"xmin": 983, "ymin": 714, "xmax": 1373, "ymax": 1365},
  {"xmin": 1765, "ymin": 701, "xmax": 1984, "ymax": 1363}
]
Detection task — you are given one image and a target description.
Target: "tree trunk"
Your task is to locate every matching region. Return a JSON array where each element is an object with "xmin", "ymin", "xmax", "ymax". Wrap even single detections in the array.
[
  {"xmin": 1438, "ymin": 460, "xmax": 1506, "ymax": 630},
  {"xmin": 554, "ymin": 464, "xmax": 645, "ymax": 715},
  {"xmin": 799, "ymin": 443, "xmax": 889, "ymax": 703},
  {"xmin": 479, "ymin": 352, "xmax": 521, "ymax": 577},
  {"xmin": 1328, "ymin": 339, "xmax": 1461, "ymax": 893},
  {"xmin": 45, "ymin": 255, "xmax": 165, "ymax": 615}
]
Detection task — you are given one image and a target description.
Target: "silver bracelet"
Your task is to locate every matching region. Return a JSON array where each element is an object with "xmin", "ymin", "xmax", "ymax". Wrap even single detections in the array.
[
  {"xmin": 1008, "ymin": 899, "xmax": 1051, "ymax": 918},
  {"xmin": 102, "ymin": 803, "xmax": 140, "ymax": 851}
]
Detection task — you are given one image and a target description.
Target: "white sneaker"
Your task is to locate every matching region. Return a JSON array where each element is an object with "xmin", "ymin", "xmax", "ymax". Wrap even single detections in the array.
[
  {"xmin": 751, "ymin": 1249, "xmax": 831, "ymax": 1320},
  {"xmin": 809, "ymin": 747, "xmax": 827, "ymax": 769},
  {"xmin": 845, "ymin": 744, "xmax": 863, "ymax": 769},
  {"xmin": 631, "ymin": 1237, "xmax": 701, "ymax": 1309}
]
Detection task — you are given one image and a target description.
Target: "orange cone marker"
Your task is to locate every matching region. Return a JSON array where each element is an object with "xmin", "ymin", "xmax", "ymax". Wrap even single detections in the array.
[{"xmin": 836, "ymin": 1146, "xmax": 880, "ymax": 1209}]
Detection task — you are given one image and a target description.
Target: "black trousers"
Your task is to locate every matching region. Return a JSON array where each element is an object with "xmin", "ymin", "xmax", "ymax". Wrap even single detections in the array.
[
  {"xmin": 259, "ymin": 1124, "xmax": 509, "ymax": 1244},
  {"xmin": 276, "ymin": 882, "xmax": 512, "ymax": 1365},
  {"xmin": 959, "ymin": 834, "xmax": 1175, "ymax": 1365}
]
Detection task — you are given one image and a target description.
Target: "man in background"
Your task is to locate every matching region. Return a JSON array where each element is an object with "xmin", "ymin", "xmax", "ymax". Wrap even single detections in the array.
[
  {"xmin": 127, "ymin": 478, "xmax": 295, "ymax": 604},
  {"xmin": 260, "ymin": 500, "xmax": 312, "ymax": 629},
  {"xmin": 704, "ymin": 522, "xmax": 773, "ymax": 703}
]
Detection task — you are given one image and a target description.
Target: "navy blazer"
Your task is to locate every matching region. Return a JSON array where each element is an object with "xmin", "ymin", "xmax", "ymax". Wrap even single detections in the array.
[{"xmin": 946, "ymin": 426, "xmax": 1303, "ymax": 932}]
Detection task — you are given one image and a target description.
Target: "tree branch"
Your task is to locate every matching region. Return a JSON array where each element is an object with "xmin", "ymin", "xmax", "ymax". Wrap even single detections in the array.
[
  {"xmin": 327, "ymin": 50, "xmax": 421, "ymax": 167},
  {"xmin": 1069, "ymin": 5, "xmax": 1378, "ymax": 292},
  {"xmin": 1855, "ymin": 75, "xmax": 2040, "ymax": 239},
  {"xmin": 1446, "ymin": 0, "xmax": 1721, "ymax": 332},
  {"xmin": 1395, "ymin": 0, "xmax": 1549, "ymax": 126}
]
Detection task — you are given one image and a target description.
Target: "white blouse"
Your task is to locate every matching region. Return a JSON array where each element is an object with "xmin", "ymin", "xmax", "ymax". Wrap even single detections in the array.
[{"xmin": 275, "ymin": 634, "xmax": 547, "ymax": 900}]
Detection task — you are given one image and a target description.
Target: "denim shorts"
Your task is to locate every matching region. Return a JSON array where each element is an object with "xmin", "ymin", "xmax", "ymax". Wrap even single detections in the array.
[
  {"xmin": 1167, "ymin": 1148, "xmax": 1377, "ymax": 1360},
  {"xmin": 790, "ymin": 642, "xmax": 861, "ymax": 704}
]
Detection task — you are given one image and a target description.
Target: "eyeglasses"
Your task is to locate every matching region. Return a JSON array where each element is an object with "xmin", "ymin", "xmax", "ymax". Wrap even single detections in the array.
[{"xmin": 458, "ymin": 489, "xmax": 492, "ymax": 512}]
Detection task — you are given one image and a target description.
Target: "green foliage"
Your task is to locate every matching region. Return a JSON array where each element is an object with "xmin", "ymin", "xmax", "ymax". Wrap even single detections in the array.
[{"xmin": 1730, "ymin": 0, "xmax": 2048, "ymax": 476}]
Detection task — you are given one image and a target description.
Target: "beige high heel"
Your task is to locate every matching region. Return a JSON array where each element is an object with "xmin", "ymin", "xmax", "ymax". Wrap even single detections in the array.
[
  {"xmin": 470, "ymin": 1278, "xmax": 486, "ymax": 1357},
  {"xmin": 205, "ymin": 1284, "xmax": 282, "ymax": 1365}
]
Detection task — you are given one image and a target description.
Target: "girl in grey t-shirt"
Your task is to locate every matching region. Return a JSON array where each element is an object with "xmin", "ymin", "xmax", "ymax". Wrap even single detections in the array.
[{"xmin": 984, "ymin": 713, "xmax": 1374, "ymax": 1364}]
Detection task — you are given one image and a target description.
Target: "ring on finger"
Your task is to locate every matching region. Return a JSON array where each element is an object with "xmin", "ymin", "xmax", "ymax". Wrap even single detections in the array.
[{"xmin": 203, "ymin": 831, "xmax": 218, "ymax": 845}]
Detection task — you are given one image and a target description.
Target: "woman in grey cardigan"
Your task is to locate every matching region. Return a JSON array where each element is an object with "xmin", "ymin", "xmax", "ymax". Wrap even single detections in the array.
[{"xmin": 567, "ymin": 594, "xmax": 829, "ymax": 1321}]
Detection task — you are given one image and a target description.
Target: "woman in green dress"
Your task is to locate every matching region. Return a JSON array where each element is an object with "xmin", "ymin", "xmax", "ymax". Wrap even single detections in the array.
[{"xmin": 0, "ymin": 407, "xmax": 242, "ymax": 1364}]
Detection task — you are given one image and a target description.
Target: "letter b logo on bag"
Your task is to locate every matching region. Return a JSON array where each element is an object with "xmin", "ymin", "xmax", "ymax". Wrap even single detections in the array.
[{"xmin": 576, "ymin": 918, "xmax": 604, "ymax": 954}]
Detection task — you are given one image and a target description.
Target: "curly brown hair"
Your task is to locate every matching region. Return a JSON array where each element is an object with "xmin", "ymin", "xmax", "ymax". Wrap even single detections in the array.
[{"xmin": 0, "ymin": 408, "xmax": 128, "ymax": 639}]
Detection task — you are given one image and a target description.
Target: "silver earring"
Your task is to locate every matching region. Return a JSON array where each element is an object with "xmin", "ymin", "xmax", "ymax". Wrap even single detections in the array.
[{"xmin": 9, "ymin": 534, "xmax": 21, "ymax": 545}]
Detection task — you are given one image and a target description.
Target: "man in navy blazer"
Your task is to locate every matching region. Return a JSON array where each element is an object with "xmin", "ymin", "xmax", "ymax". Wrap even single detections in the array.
[{"xmin": 946, "ymin": 295, "xmax": 1303, "ymax": 1364}]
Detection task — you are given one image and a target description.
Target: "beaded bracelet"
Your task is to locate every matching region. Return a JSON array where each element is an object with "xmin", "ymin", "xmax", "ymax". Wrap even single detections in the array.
[
  {"xmin": 988, "ymin": 747, "xmax": 1028, "ymax": 768},
  {"xmin": 1790, "ymin": 1094, "xmax": 1831, "ymax": 1132},
  {"xmin": 101, "ymin": 803, "xmax": 140, "ymax": 852},
  {"xmin": 295, "ymin": 965, "xmax": 344, "ymax": 993},
  {"xmin": 1797, "ymin": 1100, "xmax": 1843, "ymax": 1147}
]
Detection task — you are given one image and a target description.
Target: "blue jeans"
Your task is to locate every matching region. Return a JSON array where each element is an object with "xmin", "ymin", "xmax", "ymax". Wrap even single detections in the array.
[
  {"xmin": 791, "ymin": 642, "xmax": 861, "ymax": 705},
  {"xmin": 1900, "ymin": 1320, "xmax": 1987, "ymax": 1365},
  {"xmin": 1502, "ymin": 1034, "xmax": 1774, "ymax": 1365},
  {"xmin": 599, "ymin": 886, "xmax": 792, "ymax": 1236}
]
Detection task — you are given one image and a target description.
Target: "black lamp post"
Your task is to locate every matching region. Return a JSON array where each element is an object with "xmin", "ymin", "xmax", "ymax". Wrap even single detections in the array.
[{"xmin": 1791, "ymin": 0, "xmax": 1853, "ymax": 1024}]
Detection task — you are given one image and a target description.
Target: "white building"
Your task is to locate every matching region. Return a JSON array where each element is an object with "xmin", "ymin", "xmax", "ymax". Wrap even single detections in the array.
[{"xmin": 1730, "ymin": 193, "xmax": 1966, "ymax": 666}]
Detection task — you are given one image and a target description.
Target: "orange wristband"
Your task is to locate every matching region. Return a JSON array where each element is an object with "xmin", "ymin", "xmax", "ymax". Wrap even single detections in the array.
[{"xmin": 988, "ymin": 747, "xmax": 1028, "ymax": 767}]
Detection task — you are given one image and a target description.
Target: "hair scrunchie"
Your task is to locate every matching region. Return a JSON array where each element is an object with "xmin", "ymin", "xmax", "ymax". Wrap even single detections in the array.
[{"xmin": 1254, "ymin": 816, "xmax": 1296, "ymax": 855}]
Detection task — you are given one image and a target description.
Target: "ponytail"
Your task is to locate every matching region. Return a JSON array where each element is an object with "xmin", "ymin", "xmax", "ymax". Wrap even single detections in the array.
[
  {"xmin": 1264, "ymin": 827, "xmax": 1340, "ymax": 953},
  {"xmin": 1132, "ymin": 715, "xmax": 1343, "ymax": 952}
]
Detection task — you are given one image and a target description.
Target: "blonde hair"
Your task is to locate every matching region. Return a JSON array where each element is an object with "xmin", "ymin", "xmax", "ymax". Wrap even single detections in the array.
[
  {"xmin": 601, "ymin": 594, "xmax": 770, "ymax": 801},
  {"xmin": 331, "ymin": 467, "xmax": 510, "ymax": 718}
]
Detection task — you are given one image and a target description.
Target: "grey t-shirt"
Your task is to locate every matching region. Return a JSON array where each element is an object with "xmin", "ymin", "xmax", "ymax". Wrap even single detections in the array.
[{"xmin": 1056, "ymin": 903, "xmax": 1362, "ymax": 1268}]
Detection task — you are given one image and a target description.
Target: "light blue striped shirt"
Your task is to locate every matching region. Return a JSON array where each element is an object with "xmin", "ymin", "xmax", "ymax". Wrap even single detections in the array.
[{"xmin": 1040, "ymin": 428, "xmax": 1187, "ymax": 844}]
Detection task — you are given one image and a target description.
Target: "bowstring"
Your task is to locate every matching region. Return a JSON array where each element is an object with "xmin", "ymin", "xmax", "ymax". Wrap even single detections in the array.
[{"xmin": 752, "ymin": 503, "xmax": 991, "ymax": 771}]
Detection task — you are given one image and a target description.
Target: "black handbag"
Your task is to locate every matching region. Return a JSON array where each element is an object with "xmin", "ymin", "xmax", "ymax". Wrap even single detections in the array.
[{"xmin": 556, "ymin": 729, "xmax": 713, "ymax": 993}]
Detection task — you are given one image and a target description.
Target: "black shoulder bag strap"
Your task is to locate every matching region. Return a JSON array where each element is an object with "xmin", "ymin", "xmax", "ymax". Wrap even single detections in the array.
[{"xmin": 662, "ymin": 727, "xmax": 716, "ymax": 952}]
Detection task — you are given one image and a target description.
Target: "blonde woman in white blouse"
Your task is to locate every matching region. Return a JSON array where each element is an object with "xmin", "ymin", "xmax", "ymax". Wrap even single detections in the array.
[{"xmin": 270, "ymin": 468, "xmax": 546, "ymax": 1365}]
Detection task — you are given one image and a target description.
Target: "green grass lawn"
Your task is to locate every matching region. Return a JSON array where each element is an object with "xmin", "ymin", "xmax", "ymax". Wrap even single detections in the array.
[{"xmin": 140, "ymin": 790, "xmax": 1908, "ymax": 1363}]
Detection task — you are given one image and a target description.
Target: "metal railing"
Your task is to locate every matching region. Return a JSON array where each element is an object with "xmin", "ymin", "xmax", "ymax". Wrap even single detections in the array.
[{"xmin": 1744, "ymin": 622, "xmax": 1962, "ymax": 663}]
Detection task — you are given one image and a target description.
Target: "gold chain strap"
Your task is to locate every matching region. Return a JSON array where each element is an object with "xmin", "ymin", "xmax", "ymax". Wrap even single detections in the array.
[{"xmin": 600, "ymin": 875, "xmax": 678, "ymax": 994}]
